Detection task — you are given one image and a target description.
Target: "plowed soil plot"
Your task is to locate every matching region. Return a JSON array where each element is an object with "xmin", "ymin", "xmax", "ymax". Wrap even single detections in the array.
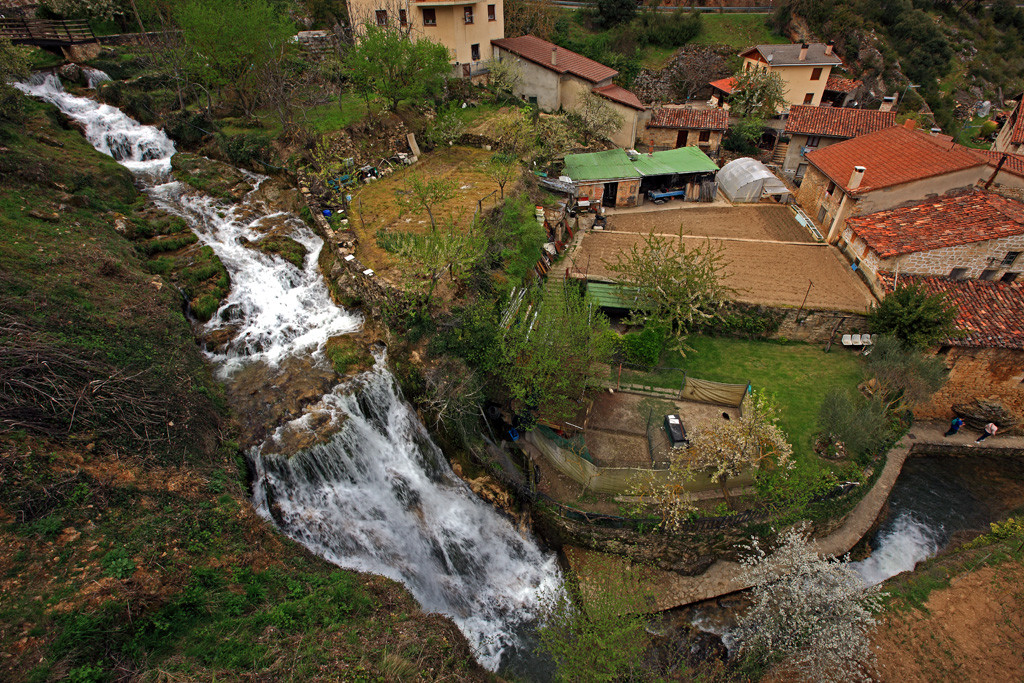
[
  {"xmin": 574, "ymin": 232, "xmax": 875, "ymax": 311},
  {"xmin": 607, "ymin": 204, "xmax": 814, "ymax": 242}
]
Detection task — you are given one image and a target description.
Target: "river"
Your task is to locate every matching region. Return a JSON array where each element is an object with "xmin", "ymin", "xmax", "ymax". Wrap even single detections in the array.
[{"xmin": 16, "ymin": 72, "xmax": 562, "ymax": 673}]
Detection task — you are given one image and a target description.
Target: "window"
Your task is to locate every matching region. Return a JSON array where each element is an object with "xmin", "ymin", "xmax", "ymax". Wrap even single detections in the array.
[
  {"xmin": 949, "ymin": 267, "xmax": 968, "ymax": 280},
  {"xmin": 1003, "ymin": 251, "xmax": 1021, "ymax": 266},
  {"xmin": 1003, "ymin": 272, "xmax": 1020, "ymax": 283},
  {"xmin": 699, "ymin": 130, "xmax": 711, "ymax": 142},
  {"xmin": 745, "ymin": 62, "xmax": 751, "ymax": 71},
  {"xmin": 980, "ymin": 269, "xmax": 998, "ymax": 280},
  {"xmin": 375, "ymin": 9, "xmax": 387, "ymax": 25},
  {"xmin": 806, "ymin": 135, "xmax": 821, "ymax": 148},
  {"xmin": 464, "ymin": 5, "xmax": 473, "ymax": 23},
  {"xmin": 817, "ymin": 206, "xmax": 828, "ymax": 222},
  {"xmin": 399, "ymin": 8, "xmax": 407, "ymax": 25},
  {"xmin": 938, "ymin": 345, "xmax": 951, "ymax": 355},
  {"xmin": 826, "ymin": 180, "xmax": 836, "ymax": 195},
  {"xmin": 422, "ymin": 7, "xmax": 436, "ymax": 25},
  {"xmin": 471, "ymin": 43, "xmax": 480, "ymax": 61},
  {"xmin": 811, "ymin": 67, "xmax": 822, "ymax": 81},
  {"xmin": 488, "ymin": 3, "xmax": 496, "ymax": 21},
  {"xmin": 803, "ymin": 92, "xmax": 815, "ymax": 105}
]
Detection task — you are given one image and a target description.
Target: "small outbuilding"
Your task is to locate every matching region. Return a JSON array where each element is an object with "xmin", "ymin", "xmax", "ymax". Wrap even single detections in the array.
[{"xmin": 717, "ymin": 157, "xmax": 791, "ymax": 204}]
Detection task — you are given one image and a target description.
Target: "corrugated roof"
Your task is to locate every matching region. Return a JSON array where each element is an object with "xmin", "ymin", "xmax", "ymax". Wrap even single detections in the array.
[
  {"xmin": 824, "ymin": 75, "xmax": 861, "ymax": 93},
  {"xmin": 491, "ymin": 35, "xmax": 617, "ymax": 84},
  {"xmin": 784, "ymin": 105, "xmax": 896, "ymax": 139},
  {"xmin": 846, "ymin": 190, "xmax": 1024, "ymax": 258},
  {"xmin": 587, "ymin": 282, "xmax": 640, "ymax": 309},
  {"xmin": 878, "ymin": 273, "xmax": 1024, "ymax": 350},
  {"xmin": 563, "ymin": 147, "xmax": 719, "ymax": 182},
  {"xmin": 648, "ymin": 107, "xmax": 729, "ymax": 131},
  {"xmin": 592, "ymin": 84, "xmax": 644, "ymax": 110},
  {"xmin": 741, "ymin": 43, "xmax": 843, "ymax": 67},
  {"xmin": 805, "ymin": 125, "xmax": 986, "ymax": 194}
]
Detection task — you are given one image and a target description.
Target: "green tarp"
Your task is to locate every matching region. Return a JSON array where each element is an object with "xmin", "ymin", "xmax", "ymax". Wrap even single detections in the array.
[{"xmin": 563, "ymin": 147, "xmax": 719, "ymax": 183}]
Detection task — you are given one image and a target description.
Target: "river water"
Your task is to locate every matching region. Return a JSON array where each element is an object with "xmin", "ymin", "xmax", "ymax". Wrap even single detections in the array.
[{"xmin": 17, "ymin": 73, "xmax": 562, "ymax": 672}]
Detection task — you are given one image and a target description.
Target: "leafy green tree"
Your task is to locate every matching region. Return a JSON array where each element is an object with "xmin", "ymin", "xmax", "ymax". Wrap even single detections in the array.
[
  {"xmin": 392, "ymin": 219, "xmax": 486, "ymax": 305},
  {"xmin": 567, "ymin": 90, "xmax": 624, "ymax": 144},
  {"xmin": 0, "ymin": 38, "xmax": 30, "ymax": 122},
  {"xmin": 817, "ymin": 388, "xmax": 890, "ymax": 462},
  {"xmin": 864, "ymin": 335, "xmax": 948, "ymax": 414},
  {"xmin": 730, "ymin": 66, "xmax": 788, "ymax": 119},
  {"xmin": 595, "ymin": 0, "xmax": 636, "ymax": 28},
  {"xmin": 346, "ymin": 23, "xmax": 451, "ymax": 112},
  {"xmin": 868, "ymin": 282, "xmax": 958, "ymax": 350}
]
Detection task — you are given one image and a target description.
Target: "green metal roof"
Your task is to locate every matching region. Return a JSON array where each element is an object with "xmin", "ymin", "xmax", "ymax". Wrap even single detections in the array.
[
  {"xmin": 587, "ymin": 282, "xmax": 641, "ymax": 309},
  {"xmin": 563, "ymin": 147, "xmax": 719, "ymax": 183}
]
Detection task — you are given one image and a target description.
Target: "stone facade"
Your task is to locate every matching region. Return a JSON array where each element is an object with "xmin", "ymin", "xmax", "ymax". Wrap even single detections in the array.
[
  {"xmin": 772, "ymin": 307, "xmax": 871, "ymax": 343},
  {"xmin": 914, "ymin": 347, "xmax": 1024, "ymax": 423},
  {"xmin": 646, "ymin": 126, "xmax": 723, "ymax": 155},
  {"xmin": 575, "ymin": 178, "xmax": 642, "ymax": 208}
]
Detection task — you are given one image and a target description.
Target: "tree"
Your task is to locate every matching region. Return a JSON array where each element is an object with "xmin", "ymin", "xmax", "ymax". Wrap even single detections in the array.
[
  {"xmin": 734, "ymin": 525, "xmax": 884, "ymax": 683},
  {"xmin": 174, "ymin": 0, "xmax": 296, "ymax": 119},
  {"xmin": 595, "ymin": 0, "xmax": 636, "ymax": 28},
  {"xmin": 0, "ymin": 38, "xmax": 30, "ymax": 122},
  {"xmin": 868, "ymin": 282, "xmax": 958, "ymax": 350},
  {"xmin": 423, "ymin": 103, "xmax": 466, "ymax": 149},
  {"xmin": 345, "ymin": 23, "xmax": 451, "ymax": 112},
  {"xmin": 490, "ymin": 107, "xmax": 536, "ymax": 158},
  {"xmin": 864, "ymin": 335, "xmax": 948, "ymax": 414},
  {"xmin": 504, "ymin": 283, "xmax": 612, "ymax": 424},
  {"xmin": 669, "ymin": 47, "xmax": 727, "ymax": 102},
  {"xmin": 817, "ymin": 388, "xmax": 890, "ymax": 462},
  {"xmin": 483, "ymin": 56, "xmax": 523, "ymax": 98},
  {"xmin": 421, "ymin": 355, "xmax": 484, "ymax": 432},
  {"xmin": 604, "ymin": 232, "xmax": 731, "ymax": 339},
  {"xmin": 482, "ymin": 153, "xmax": 520, "ymax": 199},
  {"xmin": 504, "ymin": 0, "xmax": 557, "ymax": 40},
  {"xmin": 398, "ymin": 174, "xmax": 458, "ymax": 231},
  {"xmin": 394, "ymin": 219, "xmax": 486, "ymax": 305},
  {"xmin": 729, "ymin": 67, "xmax": 788, "ymax": 119},
  {"xmin": 568, "ymin": 90, "xmax": 624, "ymax": 144}
]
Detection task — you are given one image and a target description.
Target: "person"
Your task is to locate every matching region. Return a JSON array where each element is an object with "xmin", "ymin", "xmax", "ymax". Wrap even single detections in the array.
[
  {"xmin": 976, "ymin": 422, "xmax": 998, "ymax": 443},
  {"xmin": 944, "ymin": 416, "xmax": 964, "ymax": 437}
]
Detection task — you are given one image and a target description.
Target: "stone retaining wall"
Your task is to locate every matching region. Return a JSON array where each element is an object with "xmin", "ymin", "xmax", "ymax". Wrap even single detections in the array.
[{"xmin": 772, "ymin": 306, "xmax": 870, "ymax": 344}]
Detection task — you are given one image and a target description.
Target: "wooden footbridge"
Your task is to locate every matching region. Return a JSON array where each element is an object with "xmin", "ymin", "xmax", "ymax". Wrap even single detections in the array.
[{"xmin": 0, "ymin": 17, "xmax": 97, "ymax": 52}]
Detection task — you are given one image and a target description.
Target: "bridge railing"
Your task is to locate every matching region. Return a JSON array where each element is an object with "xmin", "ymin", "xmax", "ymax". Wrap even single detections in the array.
[{"xmin": 0, "ymin": 18, "xmax": 96, "ymax": 46}]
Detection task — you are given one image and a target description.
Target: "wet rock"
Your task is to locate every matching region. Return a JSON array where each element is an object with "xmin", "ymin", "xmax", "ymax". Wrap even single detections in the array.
[
  {"xmin": 57, "ymin": 63, "xmax": 84, "ymax": 85},
  {"xmin": 249, "ymin": 177, "xmax": 303, "ymax": 215},
  {"xmin": 170, "ymin": 152, "xmax": 254, "ymax": 200}
]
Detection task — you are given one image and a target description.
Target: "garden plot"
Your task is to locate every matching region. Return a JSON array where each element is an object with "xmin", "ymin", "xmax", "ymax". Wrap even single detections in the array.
[{"xmin": 605, "ymin": 204, "xmax": 815, "ymax": 243}]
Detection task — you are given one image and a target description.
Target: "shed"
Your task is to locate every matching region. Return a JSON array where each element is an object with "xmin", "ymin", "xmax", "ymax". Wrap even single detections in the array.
[
  {"xmin": 562, "ymin": 147, "xmax": 719, "ymax": 208},
  {"xmin": 717, "ymin": 157, "xmax": 791, "ymax": 204}
]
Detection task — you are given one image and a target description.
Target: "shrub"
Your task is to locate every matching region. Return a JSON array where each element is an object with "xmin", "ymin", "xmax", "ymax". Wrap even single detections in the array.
[
  {"xmin": 636, "ymin": 9, "xmax": 702, "ymax": 48},
  {"xmin": 619, "ymin": 325, "xmax": 667, "ymax": 368},
  {"xmin": 191, "ymin": 294, "xmax": 221, "ymax": 322},
  {"xmin": 817, "ymin": 388, "xmax": 890, "ymax": 464},
  {"xmin": 218, "ymin": 132, "xmax": 271, "ymax": 168},
  {"xmin": 164, "ymin": 109, "xmax": 216, "ymax": 147}
]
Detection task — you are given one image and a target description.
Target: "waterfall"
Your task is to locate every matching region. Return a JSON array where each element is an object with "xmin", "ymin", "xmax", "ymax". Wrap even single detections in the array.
[
  {"xmin": 18, "ymin": 72, "xmax": 562, "ymax": 671},
  {"xmin": 82, "ymin": 66, "xmax": 112, "ymax": 89},
  {"xmin": 850, "ymin": 512, "xmax": 940, "ymax": 586}
]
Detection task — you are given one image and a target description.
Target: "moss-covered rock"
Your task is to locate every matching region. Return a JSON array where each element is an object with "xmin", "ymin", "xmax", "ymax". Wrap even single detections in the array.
[
  {"xmin": 249, "ymin": 234, "xmax": 307, "ymax": 268},
  {"xmin": 171, "ymin": 152, "xmax": 253, "ymax": 199},
  {"xmin": 325, "ymin": 335, "xmax": 375, "ymax": 377}
]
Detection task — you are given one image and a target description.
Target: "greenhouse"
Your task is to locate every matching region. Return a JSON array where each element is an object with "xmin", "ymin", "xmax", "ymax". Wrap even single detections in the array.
[{"xmin": 717, "ymin": 157, "xmax": 791, "ymax": 204}]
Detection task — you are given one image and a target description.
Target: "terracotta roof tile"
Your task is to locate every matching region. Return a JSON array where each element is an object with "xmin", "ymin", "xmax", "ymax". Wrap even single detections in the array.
[
  {"xmin": 846, "ymin": 190, "xmax": 1024, "ymax": 258},
  {"xmin": 1011, "ymin": 100, "xmax": 1024, "ymax": 145},
  {"xmin": 824, "ymin": 75, "xmax": 862, "ymax": 93},
  {"xmin": 969, "ymin": 147, "xmax": 1024, "ymax": 179},
  {"xmin": 648, "ymin": 107, "xmax": 729, "ymax": 130},
  {"xmin": 592, "ymin": 84, "xmax": 644, "ymax": 110},
  {"xmin": 785, "ymin": 105, "xmax": 896, "ymax": 139},
  {"xmin": 492, "ymin": 35, "xmax": 617, "ymax": 84},
  {"xmin": 878, "ymin": 273, "xmax": 1024, "ymax": 350},
  {"xmin": 805, "ymin": 125, "xmax": 987, "ymax": 193},
  {"xmin": 709, "ymin": 77, "xmax": 737, "ymax": 94}
]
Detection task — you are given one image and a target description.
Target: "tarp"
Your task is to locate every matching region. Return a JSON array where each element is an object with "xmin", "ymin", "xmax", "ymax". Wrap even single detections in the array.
[
  {"xmin": 563, "ymin": 147, "xmax": 719, "ymax": 183},
  {"xmin": 717, "ymin": 157, "xmax": 790, "ymax": 203},
  {"xmin": 680, "ymin": 377, "xmax": 749, "ymax": 408}
]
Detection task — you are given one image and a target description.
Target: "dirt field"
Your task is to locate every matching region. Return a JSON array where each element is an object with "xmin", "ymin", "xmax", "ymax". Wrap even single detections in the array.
[
  {"xmin": 572, "ymin": 232, "xmax": 876, "ymax": 312},
  {"xmin": 605, "ymin": 204, "xmax": 815, "ymax": 243}
]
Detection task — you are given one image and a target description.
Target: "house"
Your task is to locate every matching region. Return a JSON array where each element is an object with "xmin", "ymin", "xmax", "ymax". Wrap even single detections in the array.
[
  {"xmin": 708, "ymin": 77, "xmax": 737, "ymax": 110},
  {"xmin": 644, "ymin": 107, "xmax": 729, "ymax": 154},
  {"xmin": 795, "ymin": 121, "xmax": 1024, "ymax": 244},
  {"xmin": 781, "ymin": 105, "xmax": 896, "ymax": 180},
  {"xmin": 878, "ymin": 273, "xmax": 1024, "ymax": 423},
  {"xmin": 842, "ymin": 190, "xmax": 1024, "ymax": 296},
  {"xmin": 562, "ymin": 147, "xmax": 719, "ymax": 208},
  {"xmin": 491, "ymin": 35, "xmax": 644, "ymax": 148},
  {"xmin": 821, "ymin": 75, "xmax": 862, "ymax": 107},
  {"xmin": 992, "ymin": 98, "xmax": 1024, "ymax": 155},
  {"xmin": 345, "ymin": 0, "xmax": 504, "ymax": 77},
  {"xmin": 738, "ymin": 42, "xmax": 844, "ymax": 111}
]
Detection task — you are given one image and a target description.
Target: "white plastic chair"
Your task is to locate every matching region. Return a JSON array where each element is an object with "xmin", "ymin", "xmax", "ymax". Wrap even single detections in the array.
[
  {"xmin": 841, "ymin": 334, "xmax": 853, "ymax": 346},
  {"xmin": 851, "ymin": 334, "xmax": 862, "ymax": 345},
  {"xmin": 861, "ymin": 334, "xmax": 872, "ymax": 345}
]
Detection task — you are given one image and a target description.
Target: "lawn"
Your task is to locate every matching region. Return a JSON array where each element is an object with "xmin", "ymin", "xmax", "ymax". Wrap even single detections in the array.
[
  {"xmin": 692, "ymin": 14, "xmax": 789, "ymax": 49},
  {"xmin": 612, "ymin": 336, "xmax": 865, "ymax": 461}
]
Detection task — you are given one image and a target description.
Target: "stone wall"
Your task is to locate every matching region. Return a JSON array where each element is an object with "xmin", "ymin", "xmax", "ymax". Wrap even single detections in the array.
[
  {"xmin": 646, "ymin": 126, "xmax": 723, "ymax": 154},
  {"xmin": 914, "ymin": 346, "xmax": 1024, "ymax": 424},
  {"xmin": 772, "ymin": 306, "xmax": 870, "ymax": 343}
]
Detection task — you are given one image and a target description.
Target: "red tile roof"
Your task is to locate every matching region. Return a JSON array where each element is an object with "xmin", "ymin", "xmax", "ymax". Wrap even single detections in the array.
[
  {"xmin": 709, "ymin": 77, "xmax": 737, "ymax": 94},
  {"xmin": 648, "ymin": 107, "xmax": 729, "ymax": 130},
  {"xmin": 805, "ymin": 125, "xmax": 987, "ymax": 194},
  {"xmin": 785, "ymin": 105, "xmax": 896, "ymax": 139},
  {"xmin": 878, "ymin": 273, "xmax": 1024, "ymax": 349},
  {"xmin": 846, "ymin": 190, "xmax": 1024, "ymax": 258},
  {"xmin": 824, "ymin": 75, "xmax": 862, "ymax": 93},
  {"xmin": 1011, "ymin": 100, "xmax": 1024, "ymax": 145},
  {"xmin": 969, "ymin": 147, "xmax": 1024, "ymax": 179},
  {"xmin": 592, "ymin": 84, "xmax": 644, "ymax": 110},
  {"xmin": 492, "ymin": 35, "xmax": 617, "ymax": 84}
]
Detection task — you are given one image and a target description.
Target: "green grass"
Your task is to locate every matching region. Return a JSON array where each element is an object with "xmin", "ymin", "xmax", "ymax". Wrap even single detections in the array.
[
  {"xmin": 692, "ymin": 14, "xmax": 788, "ymax": 49},
  {"xmin": 303, "ymin": 93, "xmax": 371, "ymax": 133},
  {"xmin": 639, "ymin": 45, "xmax": 678, "ymax": 70}
]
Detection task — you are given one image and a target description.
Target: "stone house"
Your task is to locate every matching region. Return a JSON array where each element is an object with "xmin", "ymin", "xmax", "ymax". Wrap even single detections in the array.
[
  {"xmin": 878, "ymin": 273, "xmax": 1024, "ymax": 424},
  {"xmin": 842, "ymin": 190, "xmax": 1024, "ymax": 297},
  {"xmin": 737, "ymin": 42, "xmax": 844, "ymax": 111},
  {"xmin": 491, "ymin": 35, "xmax": 644, "ymax": 149},
  {"xmin": 644, "ymin": 107, "xmax": 729, "ymax": 155},
  {"xmin": 345, "ymin": 0, "xmax": 503, "ymax": 77},
  {"xmin": 796, "ymin": 122, "xmax": 1024, "ymax": 246},
  {"xmin": 992, "ymin": 98, "xmax": 1024, "ymax": 155},
  {"xmin": 781, "ymin": 105, "xmax": 895, "ymax": 180}
]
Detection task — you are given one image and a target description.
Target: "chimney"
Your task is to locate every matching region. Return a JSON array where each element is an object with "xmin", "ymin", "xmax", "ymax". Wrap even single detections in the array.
[
  {"xmin": 904, "ymin": 118, "xmax": 916, "ymax": 130},
  {"xmin": 799, "ymin": 43, "xmax": 809, "ymax": 61},
  {"xmin": 848, "ymin": 166, "xmax": 866, "ymax": 191},
  {"xmin": 824, "ymin": 40, "xmax": 834, "ymax": 56},
  {"xmin": 551, "ymin": 47, "xmax": 557, "ymax": 67}
]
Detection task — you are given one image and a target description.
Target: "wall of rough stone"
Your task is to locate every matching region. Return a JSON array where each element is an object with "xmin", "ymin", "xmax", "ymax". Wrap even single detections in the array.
[
  {"xmin": 914, "ymin": 347, "xmax": 1024, "ymax": 424},
  {"xmin": 772, "ymin": 306, "xmax": 870, "ymax": 343}
]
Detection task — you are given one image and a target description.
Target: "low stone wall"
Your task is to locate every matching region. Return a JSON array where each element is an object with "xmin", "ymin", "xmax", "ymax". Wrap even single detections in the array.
[{"xmin": 772, "ymin": 306, "xmax": 870, "ymax": 344}]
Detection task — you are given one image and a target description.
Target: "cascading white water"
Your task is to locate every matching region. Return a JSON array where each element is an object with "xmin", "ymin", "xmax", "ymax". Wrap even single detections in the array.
[
  {"xmin": 18, "ymin": 72, "xmax": 562, "ymax": 671},
  {"xmin": 850, "ymin": 512, "xmax": 940, "ymax": 586},
  {"xmin": 82, "ymin": 66, "xmax": 111, "ymax": 89}
]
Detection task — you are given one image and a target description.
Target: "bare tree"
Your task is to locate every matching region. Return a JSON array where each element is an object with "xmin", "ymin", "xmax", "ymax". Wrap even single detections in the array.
[
  {"xmin": 481, "ymin": 153, "xmax": 520, "ymax": 199},
  {"xmin": 570, "ymin": 90, "xmax": 624, "ymax": 143},
  {"xmin": 669, "ymin": 47, "xmax": 727, "ymax": 102},
  {"xmin": 399, "ymin": 174, "xmax": 459, "ymax": 231}
]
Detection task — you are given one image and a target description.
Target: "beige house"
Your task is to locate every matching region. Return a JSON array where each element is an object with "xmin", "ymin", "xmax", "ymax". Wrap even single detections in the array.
[
  {"xmin": 644, "ymin": 107, "xmax": 729, "ymax": 155},
  {"xmin": 491, "ymin": 35, "xmax": 644, "ymax": 148},
  {"xmin": 841, "ymin": 190, "xmax": 1024, "ymax": 296},
  {"xmin": 993, "ymin": 98, "xmax": 1024, "ymax": 155},
  {"xmin": 739, "ymin": 43, "xmax": 843, "ymax": 111},
  {"xmin": 781, "ymin": 105, "xmax": 895, "ymax": 180},
  {"xmin": 345, "ymin": 0, "xmax": 504, "ymax": 75}
]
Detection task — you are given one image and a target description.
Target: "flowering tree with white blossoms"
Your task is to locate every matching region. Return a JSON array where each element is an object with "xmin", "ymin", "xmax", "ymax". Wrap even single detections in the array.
[{"xmin": 734, "ymin": 525, "xmax": 884, "ymax": 682}]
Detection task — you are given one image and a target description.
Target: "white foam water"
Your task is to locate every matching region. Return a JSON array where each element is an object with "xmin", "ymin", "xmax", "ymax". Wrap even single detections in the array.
[
  {"xmin": 18, "ymin": 72, "xmax": 562, "ymax": 671},
  {"xmin": 851, "ymin": 511, "xmax": 940, "ymax": 586}
]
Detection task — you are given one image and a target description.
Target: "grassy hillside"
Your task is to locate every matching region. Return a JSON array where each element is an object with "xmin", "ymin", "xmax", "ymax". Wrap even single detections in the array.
[{"xmin": 0, "ymin": 97, "xmax": 488, "ymax": 682}]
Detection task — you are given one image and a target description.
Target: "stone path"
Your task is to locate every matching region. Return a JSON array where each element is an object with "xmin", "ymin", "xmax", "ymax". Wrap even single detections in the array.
[{"xmin": 567, "ymin": 421, "xmax": 1024, "ymax": 612}]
